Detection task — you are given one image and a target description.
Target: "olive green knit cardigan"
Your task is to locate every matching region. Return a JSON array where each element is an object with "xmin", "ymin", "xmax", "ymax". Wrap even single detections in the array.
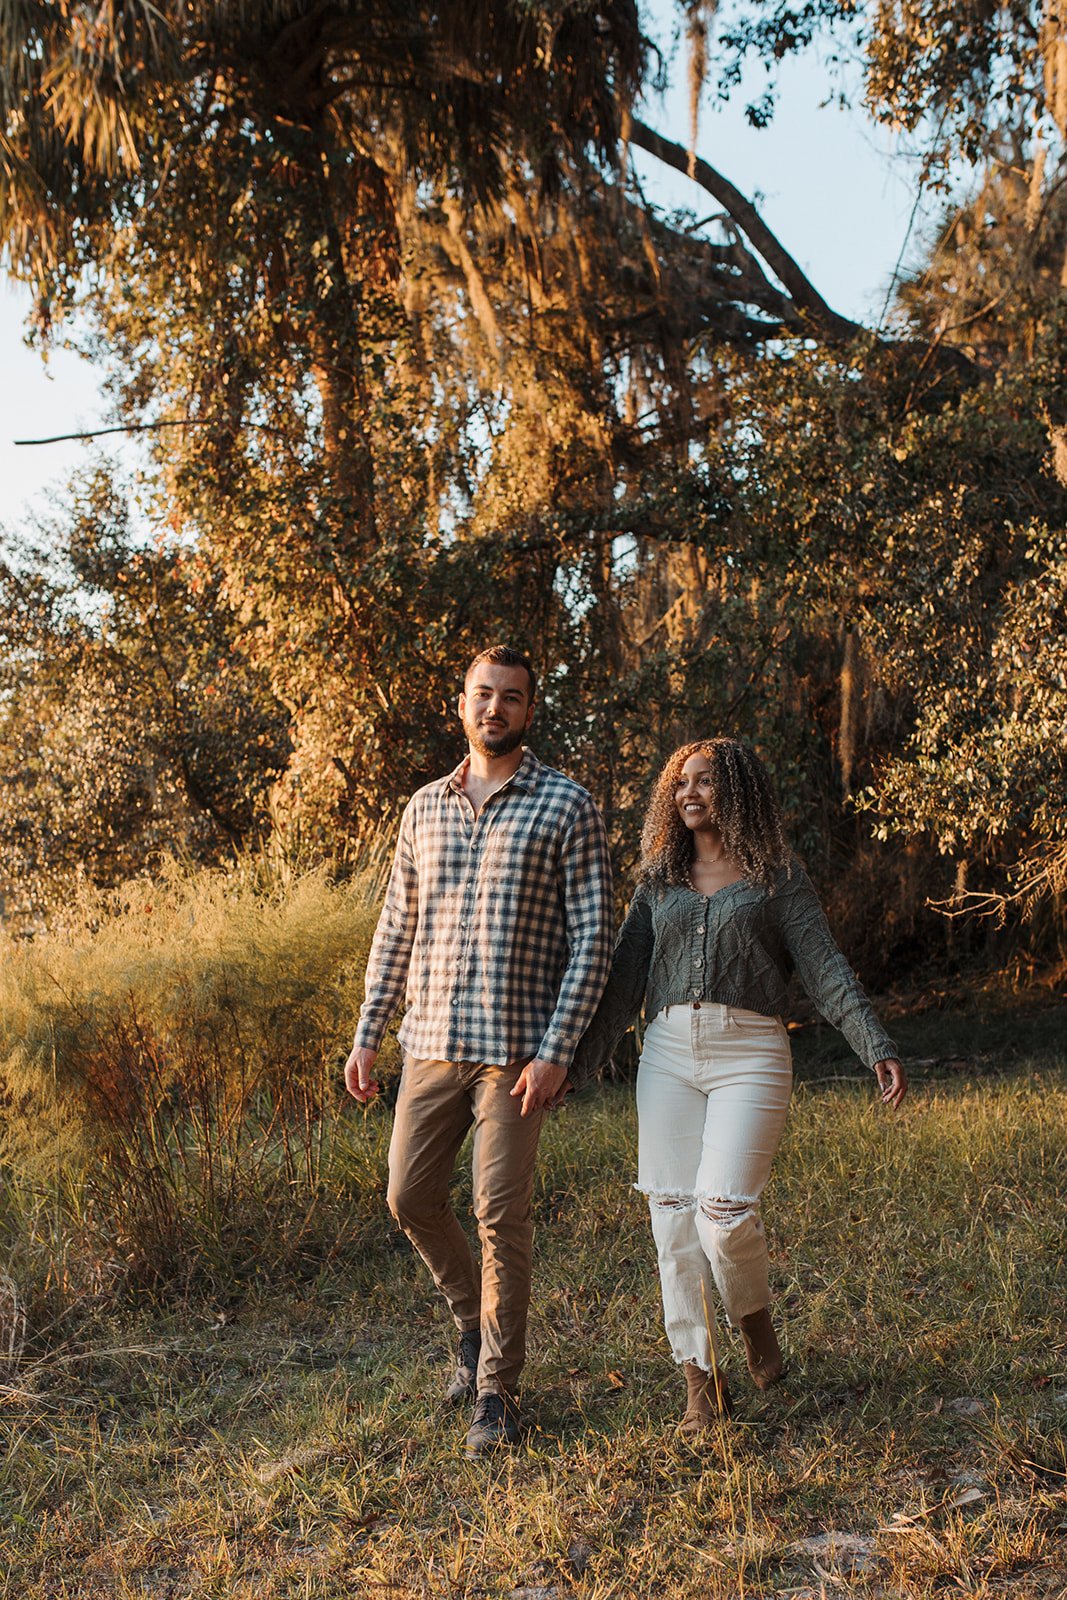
[{"xmin": 571, "ymin": 863, "xmax": 897, "ymax": 1087}]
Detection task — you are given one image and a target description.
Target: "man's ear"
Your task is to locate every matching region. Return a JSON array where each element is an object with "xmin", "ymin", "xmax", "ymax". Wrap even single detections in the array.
[
  {"xmin": 457, "ymin": 691, "xmax": 467, "ymax": 719},
  {"xmin": 525, "ymin": 699, "xmax": 536, "ymax": 729}
]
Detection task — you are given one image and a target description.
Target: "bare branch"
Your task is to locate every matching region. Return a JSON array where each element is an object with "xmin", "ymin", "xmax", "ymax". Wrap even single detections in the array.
[
  {"xmin": 15, "ymin": 419, "xmax": 288, "ymax": 446},
  {"xmin": 928, "ymin": 839, "xmax": 1067, "ymax": 925},
  {"xmin": 628, "ymin": 118, "xmax": 865, "ymax": 344}
]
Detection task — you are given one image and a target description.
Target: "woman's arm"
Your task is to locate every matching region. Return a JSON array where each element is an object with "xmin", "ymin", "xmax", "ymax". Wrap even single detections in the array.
[
  {"xmin": 776, "ymin": 867, "xmax": 906, "ymax": 1102},
  {"xmin": 568, "ymin": 885, "xmax": 655, "ymax": 1090}
]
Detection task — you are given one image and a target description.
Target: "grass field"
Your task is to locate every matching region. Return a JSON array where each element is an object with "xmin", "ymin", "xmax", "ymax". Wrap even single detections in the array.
[{"xmin": 1, "ymin": 1014, "xmax": 1065, "ymax": 1599}]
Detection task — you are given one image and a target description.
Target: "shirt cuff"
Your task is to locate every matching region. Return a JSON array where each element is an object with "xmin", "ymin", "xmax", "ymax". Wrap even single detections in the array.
[
  {"xmin": 535, "ymin": 1033, "xmax": 576, "ymax": 1074},
  {"xmin": 353, "ymin": 1013, "xmax": 388, "ymax": 1053}
]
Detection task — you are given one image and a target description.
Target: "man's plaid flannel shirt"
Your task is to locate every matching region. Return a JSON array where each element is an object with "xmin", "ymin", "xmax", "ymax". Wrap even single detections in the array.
[{"xmin": 353, "ymin": 749, "xmax": 613, "ymax": 1076}]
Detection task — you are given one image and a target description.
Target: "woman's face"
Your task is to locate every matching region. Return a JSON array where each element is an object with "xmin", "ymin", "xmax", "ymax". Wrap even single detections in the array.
[{"xmin": 674, "ymin": 752, "xmax": 718, "ymax": 834}]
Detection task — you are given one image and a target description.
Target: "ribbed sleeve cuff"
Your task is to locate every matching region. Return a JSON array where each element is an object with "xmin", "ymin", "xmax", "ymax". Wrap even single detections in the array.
[{"xmin": 856, "ymin": 1027, "xmax": 899, "ymax": 1072}]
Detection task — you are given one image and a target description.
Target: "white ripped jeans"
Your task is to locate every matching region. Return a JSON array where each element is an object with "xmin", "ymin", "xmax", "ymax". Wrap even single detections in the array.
[{"xmin": 636, "ymin": 1001, "xmax": 792, "ymax": 1372}]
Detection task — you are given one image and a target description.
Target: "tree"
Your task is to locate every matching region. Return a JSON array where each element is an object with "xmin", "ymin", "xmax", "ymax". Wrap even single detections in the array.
[
  {"xmin": 1, "ymin": 1, "xmax": 647, "ymax": 841},
  {"xmin": 0, "ymin": 2, "xmax": 870, "ymax": 844},
  {"xmin": 3, "ymin": 0, "xmax": 1064, "ymax": 960},
  {"xmin": 866, "ymin": 155, "xmax": 1067, "ymax": 922},
  {"xmin": 0, "ymin": 466, "xmax": 290, "ymax": 922}
]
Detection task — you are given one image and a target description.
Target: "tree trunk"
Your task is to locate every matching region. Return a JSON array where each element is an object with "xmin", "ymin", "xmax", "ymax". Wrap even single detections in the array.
[{"xmin": 839, "ymin": 623, "xmax": 859, "ymax": 800}]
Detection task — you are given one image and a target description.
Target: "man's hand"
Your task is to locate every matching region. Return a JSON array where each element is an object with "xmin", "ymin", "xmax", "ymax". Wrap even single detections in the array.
[
  {"xmin": 344, "ymin": 1044, "xmax": 380, "ymax": 1104},
  {"xmin": 510, "ymin": 1057, "xmax": 568, "ymax": 1117},
  {"xmin": 873, "ymin": 1057, "xmax": 907, "ymax": 1108}
]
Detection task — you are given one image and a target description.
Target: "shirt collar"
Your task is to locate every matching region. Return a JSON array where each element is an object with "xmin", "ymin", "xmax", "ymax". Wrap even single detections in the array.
[{"xmin": 446, "ymin": 747, "xmax": 540, "ymax": 796}]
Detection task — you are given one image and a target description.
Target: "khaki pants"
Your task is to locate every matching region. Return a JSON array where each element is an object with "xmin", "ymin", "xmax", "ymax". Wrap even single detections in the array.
[{"xmin": 386, "ymin": 1056, "xmax": 544, "ymax": 1397}]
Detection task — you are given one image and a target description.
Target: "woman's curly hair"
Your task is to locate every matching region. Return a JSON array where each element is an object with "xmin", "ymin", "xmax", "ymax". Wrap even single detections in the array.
[{"xmin": 639, "ymin": 738, "xmax": 790, "ymax": 890}]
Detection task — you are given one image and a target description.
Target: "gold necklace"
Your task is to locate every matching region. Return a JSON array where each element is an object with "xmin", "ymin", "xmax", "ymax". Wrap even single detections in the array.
[{"xmin": 684, "ymin": 850, "xmax": 725, "ymax": 889}]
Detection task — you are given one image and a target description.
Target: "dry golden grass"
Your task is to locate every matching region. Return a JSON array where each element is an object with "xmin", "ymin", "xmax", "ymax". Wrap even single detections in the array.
[
  {"xmin": 0, "ymin": 862, "xmax": 390, "ymax": 1310},
  {"xmin": 1, "ymin": 1046, "xmax": 1065, "ymax": 1598}
]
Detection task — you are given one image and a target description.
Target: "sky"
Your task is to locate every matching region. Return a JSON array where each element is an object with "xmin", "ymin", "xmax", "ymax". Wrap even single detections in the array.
[{"xmin": 0, "ymin": 17, "xmax": 932, "ymax": 535}]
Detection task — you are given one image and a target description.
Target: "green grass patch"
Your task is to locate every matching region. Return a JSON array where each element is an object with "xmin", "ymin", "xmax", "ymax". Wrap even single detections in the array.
[{"xmin": 1, "ymin": 1064, "xmax": 1064, "ymax": 1598}]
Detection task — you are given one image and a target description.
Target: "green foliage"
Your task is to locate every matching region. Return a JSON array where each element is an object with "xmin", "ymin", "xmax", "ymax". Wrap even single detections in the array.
[
  {"xmin": 2, "ymin": 2, "xmax": 631, "ymax": 852},
  {"xmin": 0, "ymin": 466, "xmax": 291, "ymax": 922},
  {"xmin": 695, "ymin": 308, "xmax": 1067, "ymax": 930}
]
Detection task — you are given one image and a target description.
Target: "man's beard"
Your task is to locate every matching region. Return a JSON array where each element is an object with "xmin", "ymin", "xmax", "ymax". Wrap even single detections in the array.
[{"xmin": 464, "ymin": 717, "xmax": 525, "ymax": 758}]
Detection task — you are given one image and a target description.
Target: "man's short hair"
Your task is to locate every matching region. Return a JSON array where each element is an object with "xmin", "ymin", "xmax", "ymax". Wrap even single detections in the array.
[{"xmin": 465, "ymin": 645, "xmax": 537, "ymax": 703}]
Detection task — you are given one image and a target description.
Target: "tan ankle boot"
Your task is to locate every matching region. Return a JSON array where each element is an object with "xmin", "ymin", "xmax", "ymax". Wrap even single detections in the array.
[
  {"xmin": 680, "ymin": 1361, "xmax": 733, "ymax": 1434},
  {"xmin": 738, "ymin": 1307, "xmax": 784, "ymax": 1390}
]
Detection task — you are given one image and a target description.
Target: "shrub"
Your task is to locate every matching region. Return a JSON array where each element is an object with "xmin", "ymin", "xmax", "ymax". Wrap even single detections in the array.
[{"xmin": 0, "ymin": 859, "xmax": 395, "ymax": 1308}]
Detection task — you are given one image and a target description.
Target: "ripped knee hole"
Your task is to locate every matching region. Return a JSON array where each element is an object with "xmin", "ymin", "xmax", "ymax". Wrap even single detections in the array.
[{"xmin": 699, "ymin": 1196, "xmax": 756, "ymax": 1228}]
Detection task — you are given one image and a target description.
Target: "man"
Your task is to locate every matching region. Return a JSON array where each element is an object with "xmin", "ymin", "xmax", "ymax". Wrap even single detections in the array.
[{"xmin": 343, "ymin": 645, "xmax": 613, "ymax": 1454}]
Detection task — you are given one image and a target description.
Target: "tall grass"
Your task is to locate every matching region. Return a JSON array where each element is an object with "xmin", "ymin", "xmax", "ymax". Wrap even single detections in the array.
[
  {"xmin": 0, "ymin": 1069, "xmax": 1063, "ymax": 1597},
  {"xmin": 0, "ymin": 861, "xmax": 393, "ymax": 1317},
  {"xmin": 0, "ymin": 851, "xmax": 1064, "ymax": 1593}
]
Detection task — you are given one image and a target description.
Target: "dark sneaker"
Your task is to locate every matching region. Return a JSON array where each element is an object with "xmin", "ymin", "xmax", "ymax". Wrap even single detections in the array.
[
  {"xmin": 444, "ymin": 1329, "xmax": 481, "ymax": 1407},
  {"xmin": 464, "ymin": 1391, "xmax": 521, "ymax": 1455}
]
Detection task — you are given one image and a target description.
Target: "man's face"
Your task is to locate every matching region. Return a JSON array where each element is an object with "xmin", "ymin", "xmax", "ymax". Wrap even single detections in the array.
[{"xmin": 459, "ymin": 663, "xmax": 535, "ymax": 757}]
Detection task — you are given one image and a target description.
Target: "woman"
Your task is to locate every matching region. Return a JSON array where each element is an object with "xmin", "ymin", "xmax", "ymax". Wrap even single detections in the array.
[{"xmin": 573, "ymin": 738, "xmax": 906, "ymax": 1434}]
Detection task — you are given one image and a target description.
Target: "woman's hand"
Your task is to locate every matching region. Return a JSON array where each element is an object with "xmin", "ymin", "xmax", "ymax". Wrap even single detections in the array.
[
  {"xmin": 546, "ymin": 1076, "xmax": 574, "ymax": 1111},
  {"xmin": 873, "ymin": 1057, "xmax": 907, "ymax": 1108}
]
